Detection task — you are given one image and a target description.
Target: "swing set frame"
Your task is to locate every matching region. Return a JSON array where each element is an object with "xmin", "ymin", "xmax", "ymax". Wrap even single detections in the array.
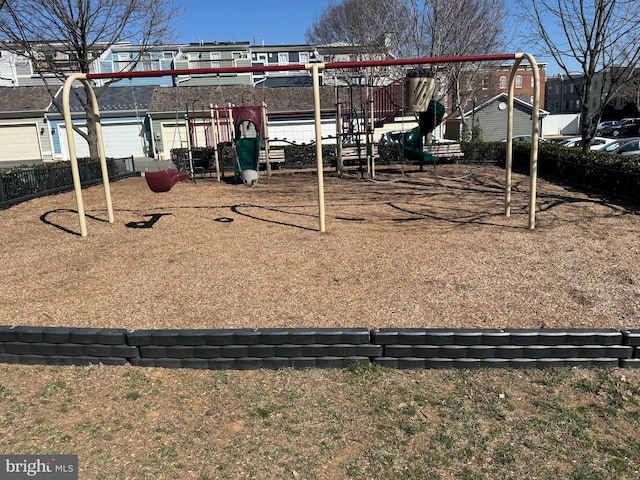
[{"xmin": 62, "ymin": 53, "xmax": 541, "ymax": 237}]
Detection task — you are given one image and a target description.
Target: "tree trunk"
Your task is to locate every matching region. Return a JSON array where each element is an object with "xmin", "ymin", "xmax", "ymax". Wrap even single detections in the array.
[{"xmin": 83, "ymin": 94, "xmax": 100, "ymax": 159}]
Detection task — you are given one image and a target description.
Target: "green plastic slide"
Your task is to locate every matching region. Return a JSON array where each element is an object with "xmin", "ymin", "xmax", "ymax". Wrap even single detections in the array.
[{"xmin": 400, "ymin": 99, "xmax": 445, "ymax": 164}]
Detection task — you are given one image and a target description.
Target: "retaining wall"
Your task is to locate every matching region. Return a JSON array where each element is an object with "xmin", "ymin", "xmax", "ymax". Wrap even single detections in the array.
[{"xmin": 1, "ymin": 326, "xmax": 639, "ymax": 370}]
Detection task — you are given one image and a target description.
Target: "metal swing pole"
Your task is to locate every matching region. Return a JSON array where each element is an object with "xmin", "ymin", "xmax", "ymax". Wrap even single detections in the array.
[
  {"xmin": 62, "ymin": 73, "xmax": 113, "ymax": 237},
  {"xmin": 309, "ymin": 63, "xmax": 326, "ymax": 233}
]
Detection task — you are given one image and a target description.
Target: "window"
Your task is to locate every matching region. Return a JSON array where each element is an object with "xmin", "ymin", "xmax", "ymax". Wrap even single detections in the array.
[
  {"xmin": 139, "ymin": 53, "xmax": 153, "ymax": 71},
  {"xmin": 278, "ymin": 52, "xmax": 289, "ymax": 65},
  {"xmin": 481, "ymin": 76, "xmax": 489, "ymax": 90},
  {"xmin": 188, "ymin": 53, "xmax": 200, "ymax": 69},
  {"xmin": 299, "ymin": 52, "xmax": 310, "ymax": 64},
  {"xmin": 232, "ymin": 51, "xmax": 247, "ymax": 60},
  {"xmin": 117, "ymin": 52, "xmax": 130, "ymax": 71},
  {"xmin": 531, "ymin": 75, "xmax": 534, "ymax": 87},
  {"xmin": 515, "ymin": 75, "xmax": 522, "ymax": 88},
  {"xmin": 499, "ymin": 75, "xmax": 507, "ymax": 89}
]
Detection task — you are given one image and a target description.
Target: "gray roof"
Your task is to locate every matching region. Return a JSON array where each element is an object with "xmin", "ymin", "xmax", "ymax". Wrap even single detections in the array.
[
  {"xmin": 452, "ymin": 92, "xmax": 549, "ymax": 119},
  {"xmin": 49, "ymin": 84, "xmax": 155, "ymax": 114},
  {"xmin": 148, "ymin": 85, "xmax": 338, "ymax": 115},
  {"xmin": 0, "ymin": 86, "xmax": 53, "ymax": 114}
]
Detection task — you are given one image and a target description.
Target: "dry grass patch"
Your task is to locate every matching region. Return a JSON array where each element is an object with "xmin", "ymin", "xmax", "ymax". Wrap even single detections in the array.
[{"xmin": 1, "ymin": 364, "xmax": 640, "ymax": 479}]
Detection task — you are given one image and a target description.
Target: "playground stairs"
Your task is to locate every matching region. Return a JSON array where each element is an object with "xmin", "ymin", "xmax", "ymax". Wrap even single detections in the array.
[{"xmin": 372, "ymin": 79, "xmax": 406, "ymax": 128}]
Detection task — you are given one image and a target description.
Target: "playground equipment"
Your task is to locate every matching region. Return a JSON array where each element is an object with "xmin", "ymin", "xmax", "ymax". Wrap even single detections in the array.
[
  {"xmin": 399, "ymin": 69, "xmax": 446, "ymax": 166},
  {"xmin": 144, "ymin": 168, "xmax": 192, "ymax": 193},
  {"xmin": 184, "ymin": 100, "xmax": 266, "ymax": 186},
  {"xmin": 334, "ymin": 69, "xmax": 447, "ymax": 177},
  {"xmin": 62, "ymin": 53, "xmax": 541, "ymax": 236}
]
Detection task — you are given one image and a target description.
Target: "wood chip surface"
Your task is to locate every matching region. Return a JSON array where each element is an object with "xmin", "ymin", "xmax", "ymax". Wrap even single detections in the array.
[{"xmin": 1, "ymin": 165, "xmax": 638, "ymax": 331}]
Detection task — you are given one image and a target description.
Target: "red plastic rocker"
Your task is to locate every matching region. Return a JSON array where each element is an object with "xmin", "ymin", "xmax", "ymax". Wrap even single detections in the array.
[{"xmin": 144, "ymin": 168, "xmax": 192, "ymax": 193}]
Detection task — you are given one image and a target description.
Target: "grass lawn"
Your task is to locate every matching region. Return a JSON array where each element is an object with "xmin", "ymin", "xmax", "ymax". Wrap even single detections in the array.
[{"xmin": 1, "ymin": 363, "xmax": 640, "ymax": 479}]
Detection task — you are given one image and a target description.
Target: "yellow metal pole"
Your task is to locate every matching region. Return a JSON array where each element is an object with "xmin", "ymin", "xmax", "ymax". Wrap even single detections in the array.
[
  {"xmin": 309, "ymin": 63, "xmax": 326, "ymax": 232},
  {"xmin": 505, "ymin": 63, "xmax": 518, "ymax": 218},
  {"xmin": 505, "ymin": 54, "xmax": 540, "ymax": 230},
  {"xmin": 82, "ymin": 78, "xmax": 113, "ymax": 224},
  {"xmin": 62, "ymin": 73, "xmax": 88, "ymax": 237},
  {"xmin": 522, "ymin": 53, "xmax": 540, "ymax": 230}
]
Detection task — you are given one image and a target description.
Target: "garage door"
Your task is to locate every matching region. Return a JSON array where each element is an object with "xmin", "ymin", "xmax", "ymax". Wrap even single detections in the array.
[
  {"xmin": 0, "ymin": 124, "xmax": 42, "ymax": 162},
  {"xmin": 160, "ymin": 122, "xmax": 189, "ymax": 152},
  {"xmin": 60, "ymin": 121, "xmax": 147, "ymax": 160}
]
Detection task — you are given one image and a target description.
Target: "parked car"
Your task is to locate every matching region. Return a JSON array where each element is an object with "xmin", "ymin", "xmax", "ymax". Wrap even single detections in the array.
[
  {"xmin": 608, "ymin": 118, "xmax": 640, "ymax": 137},
  {"xmin": 595, "ymin": 121, "xmax": 621, "ymax": 136},
  {"xmin": 611, "ymin": 138, "xmax": 640, "ymax": 155},
  {"xmin": 380, "ymin": 131, "xmax": 405, "ymax": 143},
  {"xmin": 595, "ymin": 137, "xmax": 638, "ymax": 153},
  {"xmin": 502, "ymin": 135, "xmax": 548, "ymax": 143},
  {"xmin": 559, "ymin": 136, "xmax": 617, "ymax": 150}
]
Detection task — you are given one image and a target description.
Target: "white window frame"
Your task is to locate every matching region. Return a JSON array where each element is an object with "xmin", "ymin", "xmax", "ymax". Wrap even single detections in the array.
[
  {"xmin": 515, "ymin": 75, "xmax": 522, "ymax": 88},
  {"xmin": 188, "ymin": 53, "xmax": 200, "ymax": 69},
  {"xmin": 117, "ymin": 52, "xmax": 130, "ymax": 72}
]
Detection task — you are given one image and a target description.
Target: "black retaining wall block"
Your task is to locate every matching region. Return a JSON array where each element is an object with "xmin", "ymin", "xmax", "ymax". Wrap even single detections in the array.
[
  {"xmin": 0, "ymin": 326, "xmax": 127, "ymax": 344},
  {"xmin": 0, "ymin": 353, "xmax": 126, "ymax": 366},
  {"xmin": 620, "ymin": 358, "xmax": 640, "ymax": 368},
  {"xmin": 371, "ymin": 329, "xmax": 631, "ymax": 369},
  {"xmin": 127, "ymin": 328, "xmax": 370, "ymax": 347},
  {"xmin": 0, "ymin": 327, "xmax": 638, "ymax": 370},
  {"xmin": 128, "ymin": 328, "xmax": 376, "ymax": 370},
  {"xmin": 0, "ymin": 342, "xmax": 138, "ymax": 358},
  {"xmin": 622, "ymin": 330, "xmax": 640, "ymax": 347},
  {"xmin": 0, "ymin": 327, "xmax": 135, "ymax": 368}
]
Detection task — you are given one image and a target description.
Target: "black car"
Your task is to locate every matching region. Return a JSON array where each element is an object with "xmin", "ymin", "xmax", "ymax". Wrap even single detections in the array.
[{"xmin": 611, "ymin": 118, "xmax": 640, "ymax": 137}]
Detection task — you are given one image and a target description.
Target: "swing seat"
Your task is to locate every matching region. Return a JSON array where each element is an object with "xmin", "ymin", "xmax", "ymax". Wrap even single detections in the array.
[{"xmin": 144, "ymin": 168, "xmax": 191, "ymax": 193}]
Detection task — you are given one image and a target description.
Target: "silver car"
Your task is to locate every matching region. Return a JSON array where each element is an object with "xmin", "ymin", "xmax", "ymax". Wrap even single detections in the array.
[
  {"xmin": 596, "ymin": 137, "xmax": 640, "ymax": 153},
  {"xmin": 611, "ymin": 138, "xmax": 640, "ymax": 155}
]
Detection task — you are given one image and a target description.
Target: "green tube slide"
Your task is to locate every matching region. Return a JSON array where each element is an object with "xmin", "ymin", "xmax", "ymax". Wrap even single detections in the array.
[{"xmin": 400, "ymin": 99, "xmax": 446, "ymax": 164}]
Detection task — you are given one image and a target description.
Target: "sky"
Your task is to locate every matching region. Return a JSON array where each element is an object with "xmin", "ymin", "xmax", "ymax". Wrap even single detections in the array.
[
  {"xmin": 170, "ymin": 0, "xmax": 570, "ymax": 76},
  {"xmin": 172, "ymin": 0, "xmax": 331, "ymax": 46}
]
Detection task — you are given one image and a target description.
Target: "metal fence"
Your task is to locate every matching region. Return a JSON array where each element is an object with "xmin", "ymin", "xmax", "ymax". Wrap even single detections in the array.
[{"xmin": 0, "ymin": 157, "xmax": 136, "ymax": 209}]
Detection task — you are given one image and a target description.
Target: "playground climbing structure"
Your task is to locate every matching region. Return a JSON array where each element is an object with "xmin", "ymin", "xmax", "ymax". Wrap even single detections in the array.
[{"xmin": 185, "ymin": 100, "xmax": 268, "ymax": 186}]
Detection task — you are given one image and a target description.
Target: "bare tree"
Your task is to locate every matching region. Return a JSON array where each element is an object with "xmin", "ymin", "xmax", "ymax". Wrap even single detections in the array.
[
  {"xmin": 417, "ymin": 0, "xmax": 508, "ymax": 118},
  {"xmin": 306, "ymin": 0, "xmax": 406, "ymax": 87},
  {"xmin": 519, "ymin": 0, "xmax": 640, "ymax": 152},
  {"xmin": 306, "ymin": 0, "xmax": 508, "ymax": 114},
  {"xmin": 0, "ymin": 0, "xmax": 180, "ymax": 158}
]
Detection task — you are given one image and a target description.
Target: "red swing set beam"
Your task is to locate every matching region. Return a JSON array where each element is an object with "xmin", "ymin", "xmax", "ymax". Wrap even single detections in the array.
[{"xmin": 63, "ymin": 53, "xmax": 540, "ymax": 236}]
